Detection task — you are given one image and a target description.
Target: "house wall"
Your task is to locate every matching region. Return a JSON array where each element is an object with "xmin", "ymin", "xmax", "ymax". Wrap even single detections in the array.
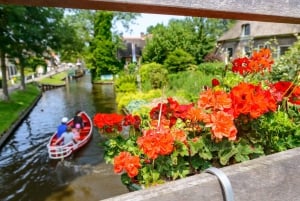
[
  {"xmin": 0, "ymin": 58, "xmax": 18, "ymax": 81},
  {"xmin": 219, "ymin": 35, "xmax": 298, "ymax": 62},
  {"xmin": 118, "ymin": 35, "xmax": 146, "ymax": 65},
  {"xmin": 253, "ymin": 36, "xmax": 298, "ymax": 57}
]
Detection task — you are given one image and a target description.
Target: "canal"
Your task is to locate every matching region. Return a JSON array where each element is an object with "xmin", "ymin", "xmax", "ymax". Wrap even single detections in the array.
[{"xmin": 0, "ymin": 73, "xmax": 128, "ymax": 201}]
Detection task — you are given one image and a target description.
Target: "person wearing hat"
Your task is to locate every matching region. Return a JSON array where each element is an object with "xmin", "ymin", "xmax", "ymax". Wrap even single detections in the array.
[
  {"xmin": 56, "ymin": 117, "xmax": 68, "ymax": 138},
  {"xmin": 54, "ymin": 126, "xmax": 78, "ymax": 146}
]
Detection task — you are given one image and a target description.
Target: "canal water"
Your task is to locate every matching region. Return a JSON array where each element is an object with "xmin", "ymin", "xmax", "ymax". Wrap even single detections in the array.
[{"xmin": 0, "ymin": 73, "xmax": 128, "ymax": 201}]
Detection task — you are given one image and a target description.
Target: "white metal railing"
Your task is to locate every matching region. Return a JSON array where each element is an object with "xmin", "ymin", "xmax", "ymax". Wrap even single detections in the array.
[{"xmin": 47, "ymin": 142, "xmax": 76, "ymax": 159}]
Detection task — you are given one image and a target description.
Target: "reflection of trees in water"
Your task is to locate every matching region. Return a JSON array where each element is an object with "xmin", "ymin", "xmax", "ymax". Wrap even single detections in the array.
[
  {"xmin": 92, "ymin": 84, "xmax": 117, "ymax": 113},
  {"xmin": 25, "ymin": 118, "xmax": 32, "ymax": 136}
]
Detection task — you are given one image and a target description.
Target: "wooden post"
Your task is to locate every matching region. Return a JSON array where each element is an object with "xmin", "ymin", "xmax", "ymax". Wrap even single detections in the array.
[{"xmin": 0, "ymin": 0, "xmax": 299, "ymax": 23}]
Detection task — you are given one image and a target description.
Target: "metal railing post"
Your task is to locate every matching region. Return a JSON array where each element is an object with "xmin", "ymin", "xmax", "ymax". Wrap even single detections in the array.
[{"xmin": 204, "ymin": 167, "xmax": 234, "ymax": 201}]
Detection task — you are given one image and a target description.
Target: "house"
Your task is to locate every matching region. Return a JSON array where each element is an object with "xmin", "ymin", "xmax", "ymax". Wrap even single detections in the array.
[
  {"xmin": 117, "ymin": 32, "xmax": 147, "ymax": 65},
  {"xmin": 0, "ymin": 56, "xmax": 19, "ymax": 85},
  {"xmin": 217, "ymin": 20, "xmax": 300, "ymax": 62}
]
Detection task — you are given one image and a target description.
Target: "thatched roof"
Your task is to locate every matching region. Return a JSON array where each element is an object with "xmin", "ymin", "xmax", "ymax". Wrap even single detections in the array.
[{"xmin": 218, "ymin": 20, "xmax": 300, "ymax": 41}]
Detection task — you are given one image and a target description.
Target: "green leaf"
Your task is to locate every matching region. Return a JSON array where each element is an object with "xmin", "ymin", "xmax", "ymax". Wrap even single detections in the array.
[
  {"xmin": 218, "ymin": 148, "xmax": 238, "ymax": 166},
  {"xmin": 189, "ymin": 137, "xmax": 213, "ymax": 160}
]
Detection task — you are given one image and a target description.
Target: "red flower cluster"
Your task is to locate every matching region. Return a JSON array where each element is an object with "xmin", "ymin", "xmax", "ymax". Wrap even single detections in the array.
[
  {"xmin": 198, "ymin": 89, "xmax": 232, "ymax": 111},
  {"xmin": 93, "ymin": 113, "xmax": 124, "ymax": 133},
  {"xmin": 206, "ymin": 111, "xmax": 237, "ymax": 141},
  {"xmin": 123, "ymin": 114, "xmax": 141, "ymax": 129},
  {"xmin": 114, "ymin": 152, "xmax": 141, "ymax": 178},
  {"xmin": 230, "ymin": 82, "xmax": 277, "ymax": 119},
  {"xmin": 197, "ymin": 88, "xmax": 237, "ymax": 141},
  {"xmin": 137, "ymin": 127, "xmax": 174, "ymax": 160},
  {"xmin": 270, "ymin": 81, "xmax": 300, "ymax": 105},
  {"xmin": 149, "ymin": 97, "xmax": 193, "ymax": 128},
  {"xmin": 232, "ymin": 48, "xmax": 273, "ymax": 76}
]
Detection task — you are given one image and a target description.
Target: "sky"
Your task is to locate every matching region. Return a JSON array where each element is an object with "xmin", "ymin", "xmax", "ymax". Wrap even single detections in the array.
[{"xmin": 117, "ymin": 13, "xmax": 185, "ymax": 37}]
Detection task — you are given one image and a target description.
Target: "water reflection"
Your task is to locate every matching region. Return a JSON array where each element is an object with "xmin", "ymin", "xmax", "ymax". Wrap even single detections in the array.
[{"xmin": 0, "ymin": 74, "xmax": 128, "ymax": 201}]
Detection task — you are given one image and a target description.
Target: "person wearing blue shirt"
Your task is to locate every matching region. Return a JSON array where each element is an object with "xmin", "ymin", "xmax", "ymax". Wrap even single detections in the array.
[
  {"xmin": 55, "ymin": 126, "xmax": 78, "ymax": 146},
  {"xmin": 57, "ymin": 117, "xmax": 68, "ymax": 138}
]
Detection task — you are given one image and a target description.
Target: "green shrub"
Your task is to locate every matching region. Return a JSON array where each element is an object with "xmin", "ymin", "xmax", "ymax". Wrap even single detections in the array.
[
  {"xmin": 271, "ymin": 36, "xmax": 300, "ymax": 82},
  {"xmin": 197, "ymin": 62, "xmax": 225, "ymax": 75},
  {"xmin": 125, "ymin": 99, "xmax": 148, "ymax": 114},
  {"xmin": 167, "ymin": 71, "xmax": 214, "ymax": 102},
  {"xmin": 164, "ymin": 49, "xmax": 196, "ymax": 73},
  {"xmin": 114, "ymin": 74, "xmax": 137, "ymax": 93},
  {"xmin": 116, "ymin": 89, "xmax": 162, "ymax": 111},
  {"xmin": 126, "ymin": 63, "xmax": 138, "ymax": 74},
  {"xmin": 139, "ymin": 62, "xmax": 168, "ymax": 90}
]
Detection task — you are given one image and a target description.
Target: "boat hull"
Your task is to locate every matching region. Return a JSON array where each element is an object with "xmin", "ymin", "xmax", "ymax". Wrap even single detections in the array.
[{"xmin": 47, "ymin": 111, "xmax": 93, "ymax": 159}]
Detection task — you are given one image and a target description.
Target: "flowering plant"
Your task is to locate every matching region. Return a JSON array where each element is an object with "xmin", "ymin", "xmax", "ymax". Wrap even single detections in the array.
[
  {"xmin": 94, "ymin": 48, "xmax": 300, "ymax": 188},
  {"xmin": 93, "ymin": 113, "xmax": 141, "ymax": 138}
]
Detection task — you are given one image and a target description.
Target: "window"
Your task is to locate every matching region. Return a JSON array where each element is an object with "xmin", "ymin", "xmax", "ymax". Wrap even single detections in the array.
[
  {"xmin": 257, "ymin": 44, "xmax": 270, "ymax": 50},
  {"xmin": 242, "ymin": 24, "xmax": 250, "ymax": 36},
  {"xmin": 244, "ymin": 46, "xmax": 251, "ymax": 56},
  {"xmin": 279, "ymin": 46, "xmax": 289, "ymax": 56},
  {"xmin": 257, "ymin": 44, "xmax": 264, "ymax": 50},
  {"xmin": 227, "ymin": 48, "xmax": 233, "ymax": 58}
]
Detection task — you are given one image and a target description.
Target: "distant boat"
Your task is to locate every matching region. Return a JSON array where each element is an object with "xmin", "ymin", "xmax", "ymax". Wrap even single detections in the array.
[
  {"xmin": 72, "ymin": 69, "xmax": 85, "ymax": 78},
  {"xmin": 47, "ymin": 111, "xmax": 93, "ymax": 159}
]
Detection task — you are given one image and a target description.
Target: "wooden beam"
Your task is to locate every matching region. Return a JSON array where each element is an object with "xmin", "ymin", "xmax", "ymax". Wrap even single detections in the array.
[{"xmin": 0, "ymin": 0, "xmax": 299, "ymax": 24}]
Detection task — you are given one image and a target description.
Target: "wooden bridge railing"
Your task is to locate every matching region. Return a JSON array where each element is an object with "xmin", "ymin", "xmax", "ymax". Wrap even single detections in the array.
[{"xmin": 0, "ymin": 0, "xmax": 299, "ymax": 24}]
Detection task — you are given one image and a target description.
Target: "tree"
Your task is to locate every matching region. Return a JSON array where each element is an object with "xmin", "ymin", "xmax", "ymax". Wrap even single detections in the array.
[
  {"xmin": 164, "ymin": 49, "xmax": 196, "ymax": 73},
  {"xmin": 67, "ymin": 10, "xmax": 140, "ymax": 82},
  {"xmin": 11, "ymin": 7, "xmax": 66, "ymax": 90},
  {"xmin": 87, "ymin": 11, "xmax": 122, "ymax": 81},
  {"xmin": 62, "ymin": 9, "xmax": 95, "ymax": 62},
  {"xmin": 142, "ymin": 17, "xmax": 233, "ymax": 65},
  {"xmin": 0, "ymin": 6, "xmax": 25, "ymax": 101},
  {"xmin": 0, "ymin": 6, "xmax": 67, "ymax": 99}
]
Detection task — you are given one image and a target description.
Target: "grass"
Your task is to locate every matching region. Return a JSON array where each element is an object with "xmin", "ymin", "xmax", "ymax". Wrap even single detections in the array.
[
  {"xmin": 38, "ymin": 72, "xmax": 67, "ymax": 85},
  {"xmin": 0, "ymin": 84, "xmax": 41, "ymax": 136}
]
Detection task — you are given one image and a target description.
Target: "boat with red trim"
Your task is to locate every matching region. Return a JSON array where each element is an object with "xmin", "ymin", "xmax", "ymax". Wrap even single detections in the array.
[{"xmin": 47, "ymin": 111, "xmax": 93, "ymax": 159}]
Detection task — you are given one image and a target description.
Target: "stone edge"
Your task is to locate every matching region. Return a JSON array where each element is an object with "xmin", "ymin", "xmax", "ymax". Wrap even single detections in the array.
[{"xmin": 0, "ymin": 89, "xmax": 42, "ymax": 149}]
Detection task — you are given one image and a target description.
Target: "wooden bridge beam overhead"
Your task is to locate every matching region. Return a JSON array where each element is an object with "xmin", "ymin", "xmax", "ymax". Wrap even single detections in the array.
[{"xmin": 0, "ymin": 0, "xmax": 299, "ymax": 24}]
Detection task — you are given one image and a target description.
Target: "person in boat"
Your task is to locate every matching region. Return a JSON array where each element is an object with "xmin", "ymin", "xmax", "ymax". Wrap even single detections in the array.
[
  {"xmin": 54, "ymin": 126, "xmax": 78, "ymax": 145},
  {"xmin": 72, "ymin": 123, "xmax": 81, "ymax": 141},
  {"xmin": 73, "ymin": 110, "xmax": 84, "ymax": 130},
  {"xmin": 56, "ymin": 117, "xmax": 68, "ymax": 138}
]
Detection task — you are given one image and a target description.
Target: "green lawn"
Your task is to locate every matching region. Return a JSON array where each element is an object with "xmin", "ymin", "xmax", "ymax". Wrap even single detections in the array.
[
  {"xmin": 0, "ymin": 84, "xmax": 41, "ymax": 136},
  {"xmin": 38, "ymin": 72, "xmax": 67, "ymax": 85}
]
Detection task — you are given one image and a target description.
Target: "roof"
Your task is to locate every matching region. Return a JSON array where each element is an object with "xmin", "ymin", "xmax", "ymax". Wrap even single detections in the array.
[{"xmin": 218, "ymin": 20, "xmax": 300, "ymax": 41}]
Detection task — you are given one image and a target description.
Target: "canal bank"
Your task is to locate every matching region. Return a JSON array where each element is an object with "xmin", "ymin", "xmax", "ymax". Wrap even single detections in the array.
[{"xmin": 0, "ymin": 86, "xmax": 42, "ymax": 149}]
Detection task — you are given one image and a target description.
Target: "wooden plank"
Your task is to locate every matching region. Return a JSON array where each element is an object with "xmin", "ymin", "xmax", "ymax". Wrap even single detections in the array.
[{"xmin": 0, "ymin": 0, "xmax": 299, "ymax": 23}]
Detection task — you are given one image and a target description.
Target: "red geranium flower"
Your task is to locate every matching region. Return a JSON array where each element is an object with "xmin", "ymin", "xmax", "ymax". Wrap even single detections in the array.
[
  {"xmin": 114, "ymin": 151, "xmax": 141, "ymax": 178},
  {"xmin": 212, "ymin": 78, "xmax": 220, "ymax": 87}
]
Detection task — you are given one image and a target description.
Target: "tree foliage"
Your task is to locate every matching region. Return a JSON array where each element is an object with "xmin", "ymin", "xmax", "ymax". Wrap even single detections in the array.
[
  {"xmin": 0, "ymin": 6, "xmax": 67, "ymax": 99},
  {"xmin": 142, "ymin": 17, "xmax": 233, "ymax": 65},
  {"xmin": 139, "ymin": 62, "xmax": 168, "ymax": 89},
  {"xmin": 164, "ymin": 49, "xmax": 196, "ymax": 73},
  {"xmin": 84, "ymin": 11, "xmax": 140, "ymax": 81},
  {"xmin": 87, "ymin": 11, "xmax": 122, "ymax": 81}
]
